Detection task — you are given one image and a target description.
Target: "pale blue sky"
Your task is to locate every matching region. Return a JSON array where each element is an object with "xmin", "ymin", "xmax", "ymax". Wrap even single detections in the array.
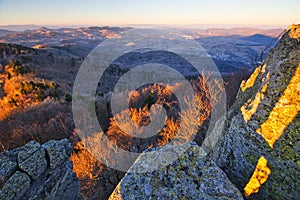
[{"xmin": 0, "ymin": 0, "xmax": 299, "ymax": 27}]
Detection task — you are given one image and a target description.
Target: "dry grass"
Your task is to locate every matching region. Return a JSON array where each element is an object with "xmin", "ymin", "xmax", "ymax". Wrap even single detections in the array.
[
  {"xmin": 70, "ymin": 142, "xmax": 104, "ymax": 180},
  {"xmin": 103, "ymin": 73, "xmax": 221, "ymax": 152}
]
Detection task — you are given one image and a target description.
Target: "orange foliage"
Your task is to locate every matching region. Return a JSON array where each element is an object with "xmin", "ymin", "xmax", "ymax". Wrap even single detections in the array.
[
  {"xmin": 70, "ymin": 142, "xmax": 104, "ymax": 180},
  {"xmin": 105, "ymin": 75, "xmax": 215, "ymax": 151},
  {"xmin": 0, "ymin": 65, "xmax": 57, "ymax": 120}
]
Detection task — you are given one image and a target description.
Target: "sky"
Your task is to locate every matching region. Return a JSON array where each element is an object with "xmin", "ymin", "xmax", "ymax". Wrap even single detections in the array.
[{"xmin": 0, "ymin": 0, "xmax": 299, "ymax": 28}]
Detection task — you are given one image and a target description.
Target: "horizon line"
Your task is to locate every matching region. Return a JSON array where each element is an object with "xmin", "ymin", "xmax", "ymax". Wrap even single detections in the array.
[{"xmin": 0, "ymin": 23, "xmax": 288, "ymax": 31}]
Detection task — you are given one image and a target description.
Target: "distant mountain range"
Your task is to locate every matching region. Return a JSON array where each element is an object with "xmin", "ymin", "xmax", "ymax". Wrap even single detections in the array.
[
  {"xmin": 0, "ymin": 29, "xmax": 15, "ymax": 37},
  {"xmin": 0, "ymin": 26, "xmax": 128, "ymax": 42},
  {"xmin": 0, "ymin": 24, "xmax": 90, "ymax": 32},
  {"xmin": 0, "ymin": 24, "xmax": 43, "ymax": 31},
  {"xmin": 0, "ymin": 26, "xmax": 282, "ymax": 73},
  {"xmin": 177, "ymin": 27, "xmax": 283, "ymax": 38},
  {"xmin": 0, "ymin": 26, "xmax": 130, "ymax": 56},
  {"xmin": 196, "ymin": 34, "xmax": 279, "ymax": 72}
]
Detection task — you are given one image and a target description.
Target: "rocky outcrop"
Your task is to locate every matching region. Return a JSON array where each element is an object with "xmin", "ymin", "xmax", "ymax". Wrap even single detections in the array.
[
  {"xmin": 108, "ymin": 25, "xmax": 300, "ymax": 200},
  {"xmin": 212, "ymin": 24, "xmax": 300, "ymax": 199},
  {"xmin": 109, "ymin": 142, "xmax": 243, "ymax": 200},
  {"xmin": 0, "ymin": 139, "xmax": 80, "ymax": 200}
]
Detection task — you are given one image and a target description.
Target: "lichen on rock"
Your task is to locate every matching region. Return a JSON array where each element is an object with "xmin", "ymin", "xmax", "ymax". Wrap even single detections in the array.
[
  {"xmin": 213, "ymin": 24, "xmax": 300, "ymax": 199},
  {"xmin": 42, "ymin": 138, "xmax": 72, "ymax": 169},
  {"xmin": 0, "ymin": 139, "xmax": 79, "ymax": 200},
  {"xmin": 0, "ymin": 171, "xmax": 31, "ymax": 200},
  {"xmin": 109, "ymin": 142, "xmax": 243, "ymax": 200},
  {"xmin": 0, "ymin": 154, "xmax": 18, "ymax": 188},
  {"xmin": 19, "ymin": 148, "xmax": 48, "ymax": 180}
]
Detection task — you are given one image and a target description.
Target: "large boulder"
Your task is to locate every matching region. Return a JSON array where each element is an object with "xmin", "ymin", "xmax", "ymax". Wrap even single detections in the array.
[
  {"xmin": 109, "ymin": 142, "xmax": 243, "ymax": 200},
  {"xmin": 0, "ymin": 171, "xmax": 31, "ymax": 200},
  {"xmin": 0, "ymin": 139, "xmax": 80, "ymax": 200},
  {"xmin": 212, "ymin": 24, "xmax": 300, "ymax": 199}
]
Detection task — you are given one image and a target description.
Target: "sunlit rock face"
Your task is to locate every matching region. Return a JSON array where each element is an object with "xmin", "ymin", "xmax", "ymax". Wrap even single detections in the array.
[{"xmin": 213, "ymin": 24, "xmax": 300, "ymax": 199}]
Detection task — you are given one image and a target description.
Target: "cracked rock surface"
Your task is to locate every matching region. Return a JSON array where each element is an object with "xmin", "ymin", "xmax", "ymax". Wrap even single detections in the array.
[
  {"xmin": 109, "ymin": 142, "xmax": 243, "ymax": 200},
  {"xmin": 0, "ymin": 139, "xmax": 79, "ymax": 200}
]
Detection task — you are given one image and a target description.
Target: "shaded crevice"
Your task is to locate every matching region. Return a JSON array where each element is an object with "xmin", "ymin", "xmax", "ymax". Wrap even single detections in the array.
[
  {"xmin": 44, "ymin": 148, "xmax": 51, "ymax": 169},
  {"xmin": 16, "ymin": 157, "xmax": 34, "ymax": 182}
]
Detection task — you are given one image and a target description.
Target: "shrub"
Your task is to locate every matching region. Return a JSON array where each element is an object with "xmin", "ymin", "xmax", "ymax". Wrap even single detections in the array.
[{"xmin": 64, "ymin": 92, "xmax": 72, "ymax": 102}]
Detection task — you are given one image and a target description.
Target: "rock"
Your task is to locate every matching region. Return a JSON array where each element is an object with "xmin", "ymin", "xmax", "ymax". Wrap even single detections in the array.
[
  {"xmin": 109, "ymin": 142, "xmax": 243, "ymax": 200},
  {"xmin": 0, "ymin": 155, "xmax": 17, "ymax": 188},
  {"xmin": 202, "ymin": 115, "xmax": 226, "ymax": 152},
  {"xmin": 22, "ymin": 159, "xmax": 79, "ymax": 200},
  {"xmin": 212, "ymin": 24, "xmax": 300, "ymax": 199},
  {"xmin": 0, "ymin": 139, "xmax": 80, "ymax": 200},
  {"xmin": 17, "ymin": 140, "xmax": 41, "ymax": 163},
  {"xmin": 42, "ymin": 138, "xmax": 72, "ymax": 169},
  {"xmin": 0, "ymin": 171, "xmax": 31, "ymax": 200},
  {"xmin": 46, "ymin": 162, "xmax": 79, "ymax": 200},
  {"xmin": 19, "ymin": 148, "xmax": 48, "ymax": 180}
]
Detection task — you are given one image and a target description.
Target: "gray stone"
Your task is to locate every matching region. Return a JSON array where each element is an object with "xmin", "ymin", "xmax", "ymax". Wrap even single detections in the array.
[
  {"xmin": 0, "ymin": 139, "xmax": 80, "ymax": 200},
  {"xmin": 109, "ymin": 142, "xmax": 243, "ymax": 200},
  {"xmin": 21, "ymin": 160, "xmax": 79, "ymax": 200},
  {"xmin": 0, "ymin": 155, "xmax": 17, "ymax": 188},
  {"xmin": 0, "ymin": 171, "xmax": 31, "ymax": 200},
  {"xmin": 17, "ymin": 140, "xmax": 41, "ymax": 163},
  {"xmin": 19, "ymin": 148, "xmax": 47, "ymax": 180},
  {"xmin": 203, "ymin": 114, "xmax": 226, "ymax": 153},
  {"xmin": 47, "ymin": 161, "xmax": 80, "ymax": 200},
  {"xmin": 42, "ymin": 139, "xmax": 72, "ymax": 169},
  {"xmin": 212, "ymin": 25, "xmax": 300, "ymax": 199}
]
